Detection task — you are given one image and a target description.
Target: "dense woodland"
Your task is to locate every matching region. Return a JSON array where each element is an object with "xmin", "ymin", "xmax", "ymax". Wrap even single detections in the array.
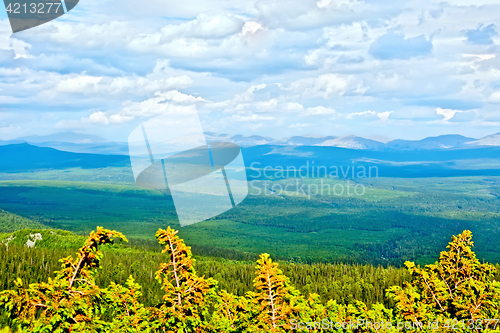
[
  {"xmin": 1, "ymin": 176, "xmax": 500, "ymax": 266},
  {"xmin": 0, "ymin": 226, "xmax": 499, "ymax": 332},
  {"xmin": 0, "ymin": 232, "xmax": 412, "ymax": 309}
]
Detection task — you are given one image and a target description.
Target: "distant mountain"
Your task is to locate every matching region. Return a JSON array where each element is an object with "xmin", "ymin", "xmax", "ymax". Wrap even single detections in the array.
[
  {"xmin": 205, "ymin": 132, "xmax": 274, "ymax": 146},
  {"xmin": 385, "ymin": 135, "xmax": 476, "ymax": 150},
  {"xmin": 0, "ymin": 143, "xmax": 129, "ymax": 172},
  {"xmin": 467, "ymin": 133, "xmax": 500, "ymax": 147},
  {"xmin": 366, "ymin": 135, "xmax": 393, "ymax": 144},
  {"xmin": 33, "ymin": 142, "xmax": 129, "ymax": 155},
  {"xmin": 16, "ymin": 132, "xmax": 107, "ymax": 144},
  {"xmin": 0, "ymin": 139, "xmax": 23, "ymax": 146},
  {"xmin": 317, "ymin": 135, "xmax": 385, "ymax": 150},
  {"xmin": 4, "ymin": 131, "xmax": 500, "ymax": 154},
  {"xmin": 1, "ymin": 132, "xmax": 124, "ymax": 155},
  {"xmin": 271, "ymin": 136, "xmax": 337, "ymax": 146},
  {"xmin": 243, "ymin": 145, "xmax": 500, "ymax": 178},
  {"xmin": 1, "ymin": 142, "xmax": 499, "ymax": 178}
]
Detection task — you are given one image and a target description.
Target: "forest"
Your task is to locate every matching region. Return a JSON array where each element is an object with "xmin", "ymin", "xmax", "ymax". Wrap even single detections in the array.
[
  {"xmin": 0, "ymin": 150, "xmax": 499, "ymax": 332},
  {"xmin": 1, "ymin": 175, "xmax": 500, "ymax": 266},
  {"xmin": 0, "ymin": 225, "xmax": 499, "ymax": 332}
]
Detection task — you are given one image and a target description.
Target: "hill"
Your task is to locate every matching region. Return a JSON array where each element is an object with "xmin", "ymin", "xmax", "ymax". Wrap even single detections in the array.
[
  {"xmin": 317, "ymin": 135, "xmax": 385, "ymax": 149},
  {"xmin": 16, "ymin": 132, "xmax": 107, "ymax": 144},
  {"xmin": 0, "ymin": 143, "xmax": 130, "ymax": 172},
  {"xmin": 467, "ymin": 132, "xmax": 500, "ymax": 147},
  {"xmin": 385, "ymin": 134, "xmax": 476, "ymax": 150},
  {"xmin": 0, "ymin": 209, "xmax": 47, "ymax": 232}
]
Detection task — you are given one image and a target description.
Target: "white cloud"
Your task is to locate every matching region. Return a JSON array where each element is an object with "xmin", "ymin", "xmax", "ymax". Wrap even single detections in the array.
[
  {"xmin": 233, "ymin": 84, "xmax": 267, "ymax": 103},
  {"xmin": 377, "ymin": 111, "xmax": 393, "ymax": 121},
  {"xmin": 231, "ymin": 114, "xmax": 275, "ymax": 122},
  {"xmin": 242, "ymin": 21, "xmax": 264, "ymax": 35},
  {"xmin": 89, "ymin": 111, "xmax": 109, "ymax": 125},
  {"xmin": 289, "ymin": 74, "xmax": 351, "ymax": 98},
  {"xmin": 288, "ymin": 122, "xmax": 312, "ymax": 128},
  {"xmin": 120, "ymin": 93, "xmax": 199, "ymax": 119},
  {"xmin": 160, "ymin": 13, "xmax": 245, "ymax": 42},
  {"xmin": 488, "ymin": 91, "xmax": 500, "ymax": 103},
  {"xmin": 436, "ymin": 107, "xmax": 459, "ymax": 121},
  {"xmin": 55, "ymin": 75, "xmax": 102, "ymax": 93},
  {"xmin": 0, "ymin": 34, "xmax": 31, "ymax": 59},
  {"xmin": 1, "ymin": 0, "xmax": 500, "ymax": 140},
  {"xmin": 159, "ymin": 90, "xmax": 207, "ymax": 104},
  {"xmin": 302, "ymin": 106, "xmax": 336, "ymax": 116},
  {"xmin": 346, "ymin": 110, "xmax": 377, "ymax": 119},
  {"xmin": 346, "ymin": 110, "xmax": 392, "ymax": 121}
]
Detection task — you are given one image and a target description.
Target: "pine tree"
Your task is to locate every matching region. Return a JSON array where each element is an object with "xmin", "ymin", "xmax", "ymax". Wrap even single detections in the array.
[
  {"xmin": 388, "ymin": 230, "xmax": 500, "ymax": 328},
  {"xmin": 0, "ymin": 227, "xmax": 126, "ymax": 332},
  {"xmin": 151, "ymin": 227, "xmax": 216, "ymax": 333},
  {"xmin": 105, "ymin": 276, "xmax": 151, "ymax": 332},
  {"xmin": 249, "ymin": 253, "xmax": 305, "ymax": 332}
]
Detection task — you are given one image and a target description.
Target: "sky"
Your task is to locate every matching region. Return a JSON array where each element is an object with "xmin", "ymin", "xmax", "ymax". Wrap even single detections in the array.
[{"xmin": 1, "ymin": 0, "xmax": 500, "ymax": 141}]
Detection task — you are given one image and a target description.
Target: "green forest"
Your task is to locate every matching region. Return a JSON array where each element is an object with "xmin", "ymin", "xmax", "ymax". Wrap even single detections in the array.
[
  {"xmin": 0, "ymin": 171, "xmax": 499, "ymax": 332},
  {"xmin": 1, "ymin": 175, "xmax": 499, "ymax": 266},
  {"xmin": 0, "ymin": 224, "xmax": 499, "ymax": 332}
]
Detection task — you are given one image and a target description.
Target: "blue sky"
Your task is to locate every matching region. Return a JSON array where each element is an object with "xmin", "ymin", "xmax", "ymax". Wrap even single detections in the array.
[{"xmin": 1, "ymin": 0, "xmax": 500, "ymax": 141}]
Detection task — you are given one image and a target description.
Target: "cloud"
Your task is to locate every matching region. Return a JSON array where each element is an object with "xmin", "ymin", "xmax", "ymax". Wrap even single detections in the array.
[
  {"xmin": 88, "ymin": 111, "xmax": 135, "ymax": 125},
  {"xmin": 369, "ymin": 32, "xmax": 433, "ymax": 60},
  {"xmin": 389, "ymin": 107, "xmax": 444, "ymax": 121},
  {"xmin": 233, "ymin": 84, "xmax": 267, "ymax": 103},
  {"xmin": 377, "ymin": 111, "xmax": 393, "ymax": 121},
  {"xmin": 0, "ymin": 34, "xmax": 31, "ymax": 59},
  {"xmin": 302, "ymin": 106, "xmax": 336, "ymax": 116},
  {"xmin": 120, "ymin": 93, "xmax": 199, "ymax": 119},
  {"xmin": 1, "ymin": 0, "xmax": 498, "ymax": 140},
  {"xmin": 288, "ymin": 123, "xmax": 311, "ymax": 129},
  {"xmin": 488, "ymin": 91, "xmax": 500, "ymax": 103},
  {"xmin": 289, "ymin": 74, "xmax": 351, "ymax": 98},
  {"xmin": 464, "ymin": 24, "xmax": 497, "ymax": 45},
  {"xmin": 158, "ymin": 90, "xmax": 207, "ymax": 104},
  {"xmin": 84, "ymin": 90, "xmax": 204, "ymax": 125},
  {"xmin": 231, "ymin": 114, "xmax": 275, "ymax": 122},
  {"xmin": 242, "ymin": 22, "xmax": 264, "ymax": 35},
  {"xmin": 160, "ymin": 13, "xmax": 245, "ymax": 42},
  {"xmin": 436, "ymin": 107, "xmax": 458, "ymax": 121},
  {"xmin": 346, "ymin": 110, "xmax": 377, "ymax": 119},
  {"xmin": 255, "ymin": 0, "xmax": 368, "ymax": 31},
  {"xmin": 0, "ymin": 63, "xmax": 194, "ymax": 108},
  {"xmin": 55, "ymin": 75, "xmax": 103, "ymax": 93},
  {"xmin": 89, "ymin": 111, "xmax": 110, "ymax": 125},
  {"xmin": 435, "ymin": 108, "xmax": 476, "ymax": 123},
  {"xmin": 346, "ymin": 110, "xmax": 391, "ymax": 121},
  {"xmin": 449, "ymin": 110, "xmax": 476, "ymax": 122}
]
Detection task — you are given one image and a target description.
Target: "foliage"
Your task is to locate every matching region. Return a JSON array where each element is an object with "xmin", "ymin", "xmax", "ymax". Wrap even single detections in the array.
[
  {"xmin": 0, "ymin": 228, "xmax": 499, "ymax": 332},
  {"xmin": 0, "ymin": 210, "xmax": 47, "ymax": 233},
  {"xmin": 152, "ymin": 227, "xmax": 215, "ymax": 332},
  {"xmin": 388, "ymin": 230, "xmax": 500, "ymax": 330},
  {"xmin": 0, "ymin": 227, "xmax": 127, "ymax": 332}
]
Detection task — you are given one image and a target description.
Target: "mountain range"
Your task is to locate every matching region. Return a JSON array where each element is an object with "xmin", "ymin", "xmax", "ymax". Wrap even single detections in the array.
[
  {"xmin": 211, "ymin": 132, "xmax": 500, "ymax": 150},
  {"xmin": 1, "ymin": 131, "xmax": 500, "ymax": 154}
]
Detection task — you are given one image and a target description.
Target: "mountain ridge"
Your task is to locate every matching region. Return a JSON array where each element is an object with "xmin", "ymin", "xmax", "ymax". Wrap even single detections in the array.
[{"xmin": 3, "ymin": 131, "xmax": 500, "ymax": 153}]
